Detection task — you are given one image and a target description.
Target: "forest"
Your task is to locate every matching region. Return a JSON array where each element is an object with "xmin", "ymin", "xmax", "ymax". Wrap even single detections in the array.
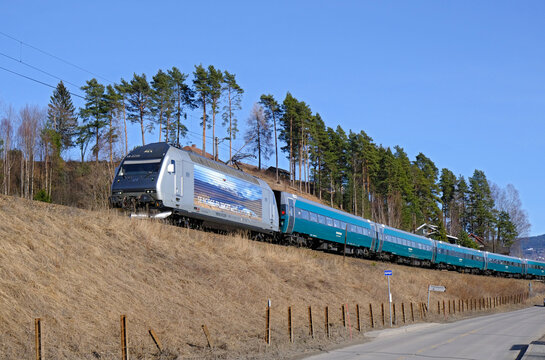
[{"xmin": 0, "ymin": 64, "xmax": 531, "ymax": 253}]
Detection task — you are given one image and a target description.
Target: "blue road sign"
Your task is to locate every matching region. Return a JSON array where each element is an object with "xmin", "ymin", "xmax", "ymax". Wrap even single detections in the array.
[{"xmin": 384, "ymin": 270, "xmax": 392, "ymax": 276}]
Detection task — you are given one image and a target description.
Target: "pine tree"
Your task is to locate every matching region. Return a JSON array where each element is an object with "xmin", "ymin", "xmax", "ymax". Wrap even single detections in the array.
[
  {"xmin": 468, "ymin": 170, "xmax": 495, "ymax": 240},
  {"xmin": 279, "ymin": 92, "xmax": 299, "ymax": 186},
  {"xmin": 413, "ymin": 153, "xmax": 441, "ymax": 228},
  {"xmin": 168, "ymin": 67, "xmax": 195, "ymax": 147},
  {"xmin": 495, "ymin": 211, "xmax": 518, "ymax": 249},
  {"xmin": 103, "ymin": 85, "xmax": 122, "ymax": 166},
  {"xmin": 80, "ymin": 79, "xmax": 106, "ymax": 164},
  {"xmin": 223, "ymin": 72, "xmax": 244, "ymax": 163},
  {"xmin": 439, "ymin": 168, "xmax": 457, "ymax": 233},
  {"xmin": 114, "ymin": 78, "xmax": 130, "ymax": 156},
  {"xmin": 47, "ymin": 81, "xmax": 77, "ymax": 151},
  {"xmin": 151, "ymin": 69, "xmax": 174, "ymax": 143},
  {"xmin": 193, "ymin": 65, "xmax": 211, "ymax": 156},
  {"xmin": 207, "ymin": 66, "xmax": 223, "ymax": 160},
  {"xmin": 126, "ymin": 73, "xmax": 152, "ymax": 146}
]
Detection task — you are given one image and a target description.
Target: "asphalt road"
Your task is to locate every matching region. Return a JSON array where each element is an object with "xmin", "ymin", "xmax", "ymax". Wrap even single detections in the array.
[{"xmin": 305, "ymin": 306, "xmax": 545, "ymax": 360}]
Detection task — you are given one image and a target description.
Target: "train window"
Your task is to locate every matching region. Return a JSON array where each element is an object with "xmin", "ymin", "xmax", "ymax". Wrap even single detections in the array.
[
  {"xmin": 340, "ymin": 221, "xmax": 346, "ymax": 230},
  {"xmin": 296, "ymin": 208, "xmax": 302, "ymax": 218},
  {"xmin": 333, "ymin": 219, "xmax": 340, "ymax": 228},
  {"xmin": 318, "ymin": 214, "xmax": 325, "ymax": 224},
  {"xmin": 326, "ymin": 217, "xmax": 333, "ymax": 226},
  {"xmin": 301, "ymin": 210, "xmax": 310, "ymax": 220},
  {"xmin": 357, "ymin": 226, "xmax": 363, "ymax": 235},
  {"xmin": 310, "ymin": 212, "xmax": 318, "ymax": 223}
]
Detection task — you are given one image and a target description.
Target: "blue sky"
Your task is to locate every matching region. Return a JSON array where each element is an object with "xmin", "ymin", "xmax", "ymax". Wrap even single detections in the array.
[{"xmin": 1, "ymin": 1, "xmax": 544, "ymax": 235}]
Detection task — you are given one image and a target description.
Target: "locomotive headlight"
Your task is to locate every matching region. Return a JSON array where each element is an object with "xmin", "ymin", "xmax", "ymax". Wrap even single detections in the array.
[{"xmin": 145, "ymin": 189, "xmax": 157, "ymax": 194}]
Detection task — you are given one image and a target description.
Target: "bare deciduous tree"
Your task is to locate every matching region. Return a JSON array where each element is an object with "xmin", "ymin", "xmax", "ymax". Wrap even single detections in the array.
[
  {"xmin": 244, "ymin": 104, "xmax": 272, "ymax": 170},
  {"xmin": 17, "ymin": 105, "xmax": 44, "ymax": 199},
  {"xmin": 490, "ymin": 182, "xmax": 531, "ymax": 237},
  {"xmin": 1, "ymin": 104, "xmax": 15, "ymax": 195}
]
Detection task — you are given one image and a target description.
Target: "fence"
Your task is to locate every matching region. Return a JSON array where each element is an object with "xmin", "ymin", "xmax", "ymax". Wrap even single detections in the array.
[{"xmin": 29, "ymin": 292, "xmax": 529, "ymax": 359}]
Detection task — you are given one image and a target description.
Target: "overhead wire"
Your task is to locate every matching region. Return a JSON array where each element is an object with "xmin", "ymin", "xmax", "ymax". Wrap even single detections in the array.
[
  {"xmin": 0, "ymin": 50, "xmax": 83, "ymax": 90},
  {"xmin": 0, "ymin": 30, "xmax": 113, "ymax": 83},
  {"xmin": 0, "ymin": 65, "xmax": 85, "ymax": 99},
  {"xmin": 0, "ymin": 30, "xmax": 271, "ymax": 167}
]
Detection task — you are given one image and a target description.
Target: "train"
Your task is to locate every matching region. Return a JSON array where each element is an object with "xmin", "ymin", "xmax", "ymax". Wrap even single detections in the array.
[{"xmin": 109, "ymin": 142, "xmax": 545, "ymax": 279}]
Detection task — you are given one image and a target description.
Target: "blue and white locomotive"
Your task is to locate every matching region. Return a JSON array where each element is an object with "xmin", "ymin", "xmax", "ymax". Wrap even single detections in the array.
[{"xmin": 110, "ymin": 143, "xmax": 545, "ymax": 279}]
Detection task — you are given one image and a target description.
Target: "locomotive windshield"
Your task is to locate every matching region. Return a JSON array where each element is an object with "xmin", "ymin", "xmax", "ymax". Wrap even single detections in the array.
[{"xmin": 119, "ymin": 159, "xmax": 162, "ymax": 176}]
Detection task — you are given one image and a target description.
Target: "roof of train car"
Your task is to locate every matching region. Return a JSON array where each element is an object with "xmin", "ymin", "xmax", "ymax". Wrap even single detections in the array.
[
  {"xmin": 436, "ymin": 240, "xmax": 483, "ymax": 254},
  {"xmin": 286, "ymin": 192, "xmax": 373, "ymax": 225},
  {"xmin": 382, "ymin": 225, "xmax": 436, "ymax": 244}
]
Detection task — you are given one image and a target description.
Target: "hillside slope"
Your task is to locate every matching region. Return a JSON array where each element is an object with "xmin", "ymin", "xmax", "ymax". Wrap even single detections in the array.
[{"xmin": 0, "ymin": 195, "xmax": 542, "ymax": 359}]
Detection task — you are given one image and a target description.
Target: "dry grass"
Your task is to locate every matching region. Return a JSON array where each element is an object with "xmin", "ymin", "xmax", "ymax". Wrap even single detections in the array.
[{"xmin": 0, "ymin": 194, "xmax": 544, "ymax": 359}]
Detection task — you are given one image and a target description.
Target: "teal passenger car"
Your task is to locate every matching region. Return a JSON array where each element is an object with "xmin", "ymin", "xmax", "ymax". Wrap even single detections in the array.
[{"xmin": 435, "ymin": 241, "xmax": 485, "ymax": 270}]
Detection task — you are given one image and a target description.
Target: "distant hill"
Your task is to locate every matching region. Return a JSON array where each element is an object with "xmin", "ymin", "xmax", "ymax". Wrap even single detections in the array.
[{"xmin": 512, "ymin": 234, "xmax": 545, "ymax": 260}]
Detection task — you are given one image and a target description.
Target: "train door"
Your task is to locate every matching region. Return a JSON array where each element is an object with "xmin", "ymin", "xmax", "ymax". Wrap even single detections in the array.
[
  {"xmin": 431, "ymin": 241, "xmax": 437, "ymax": 264},
  {"xmin": 175, "ymin": 160, "xmax": 182, "ymax": 197},
  {"xmin": 377, "ymin": 226, "xmax": 385, "ymax": 253},
  {"xmin": 286, "ymin": 197, "xmax": 295, "ymax": 233},
  {"xmin": 270, "ymin": 195, "xmax": 276, "ymax": 229},
  {"xmin": 370, "ymin": 224, "xmax": 376, "ymax": 251}
]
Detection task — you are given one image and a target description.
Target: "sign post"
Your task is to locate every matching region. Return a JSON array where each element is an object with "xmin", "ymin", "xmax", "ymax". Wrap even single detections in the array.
[
  {"xmin": 427, "ymin": 285, "xmax": 446, "ymax": 308},
  {"xmin": 384, "ymin": 270, "xmax": 393, "ymax": 327}
]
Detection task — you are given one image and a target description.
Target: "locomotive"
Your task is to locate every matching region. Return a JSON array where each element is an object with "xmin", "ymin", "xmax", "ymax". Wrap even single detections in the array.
[{"xmin": 110, "ymin": 143, "xmax": 545, "ymax": 279}]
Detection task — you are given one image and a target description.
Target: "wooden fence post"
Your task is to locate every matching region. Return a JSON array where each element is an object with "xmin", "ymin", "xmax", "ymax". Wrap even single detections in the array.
[
  {"xmin": 288, "ymin": 306, "xmax": 293, "ymax": 343},
  {"xmin": 393, "ymin": 304, "xmax": 396, "ymax": 325},
  {"xmin": 381, "ymin": 303, "xmax": 385, "ymax": 326},
  {"xmin": 345, "ymin": 303, "xmax": 353, "ymax": 340},
  {"xmin": 202, "ymin": 325, "xmax": 213, "ymax": 348},
  {"xmin": 308, "ymin": 306, "xmax": 314, "ymax": 338},
  {"xmin": 148, "ymin": 329, "xmax": 163, "ymax": 352},
  {"xmin": 411, "ymin": 303, "xmax": 414, "ymax": 322},
  {"xmin": 402, "ymin": 303, "xmax": 406, "ymax": 324},
  {"xmin": 443, "ymin": 300, "xmax": 446, "ymax": 319},
  {"xmin": 369, "ymin": 304, "xmax": 374, "ymax": 328},
  {"xmin": 356, "ymin": 304, "xmax": 361, "ymax": 332},
  {"xmin": 120, "ymin": 315, "xmax": 128, "ymax": 360},
  {"xmin": 325, "ymin": 306, "xmax": 330, "ymax": 338},
  {"xmin": 35, "ymin": 318, "xmax": 43, "ymax": 360},
  {"xmin": 265, "ymin": 302, "xmax": 271, "ymax": 345},
  {"xmin": 342, "ymin": 304, "xmax": 346, "ymax": 328},
  {"xmin": 437, "ymin": 301, "xmax": 440, "ymax": 315}
]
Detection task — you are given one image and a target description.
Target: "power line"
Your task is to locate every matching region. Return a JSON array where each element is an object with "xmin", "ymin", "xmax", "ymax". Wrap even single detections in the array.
[
  {"xmin": 0, "ymin": 30, "xmax": 113, "ymax": 83},
  {"xmin": 0, "ymin": 50, "xmax": 82, "ymax": 89},
  {"xmin": 0, "ymin": 65, "xmax": 85, "ymax": 99}
]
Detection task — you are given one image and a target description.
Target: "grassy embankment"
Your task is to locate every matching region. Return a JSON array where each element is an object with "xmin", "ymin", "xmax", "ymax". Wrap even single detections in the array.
[{"xmin": 0, "ymin": 194, "xmax": 543, "ymax": 359}]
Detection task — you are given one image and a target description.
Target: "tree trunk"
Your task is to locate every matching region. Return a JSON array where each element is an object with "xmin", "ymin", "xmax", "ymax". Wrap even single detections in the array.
[
  {"xmin": 30, "ymin": 153, "xmax": 34, "ymax": 199},
  {"xmin": 202, "ymin": 95, "xmax": 207, "ymax": 157},
  {"xmin": 123, "ymin": 100, "xmax": 128, "ymax": 156},
  {"xmin": 257, "ymin": 116, "xmax": 261, "ymax": 170},
  {"xmin": 212, "ymin": 101, "xmax": 216, "ymax": 160},
  {"xmin": 289, "ymin": 115, "xmax": 293, "ymax": 187},
  {"xmin": 330, "ymin": 174, "xmax": 334, "ymax": 207},
  {"xmin": 96, "ymin": 125, "xmax": 100, "ymax": 165},
  {"xmin": 228, "ymin": 87, "xmax": 232, "ymax": 163},
  {"xmin": 273, "ymin": 111, "xmax": 278, "ymax": 183}
]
